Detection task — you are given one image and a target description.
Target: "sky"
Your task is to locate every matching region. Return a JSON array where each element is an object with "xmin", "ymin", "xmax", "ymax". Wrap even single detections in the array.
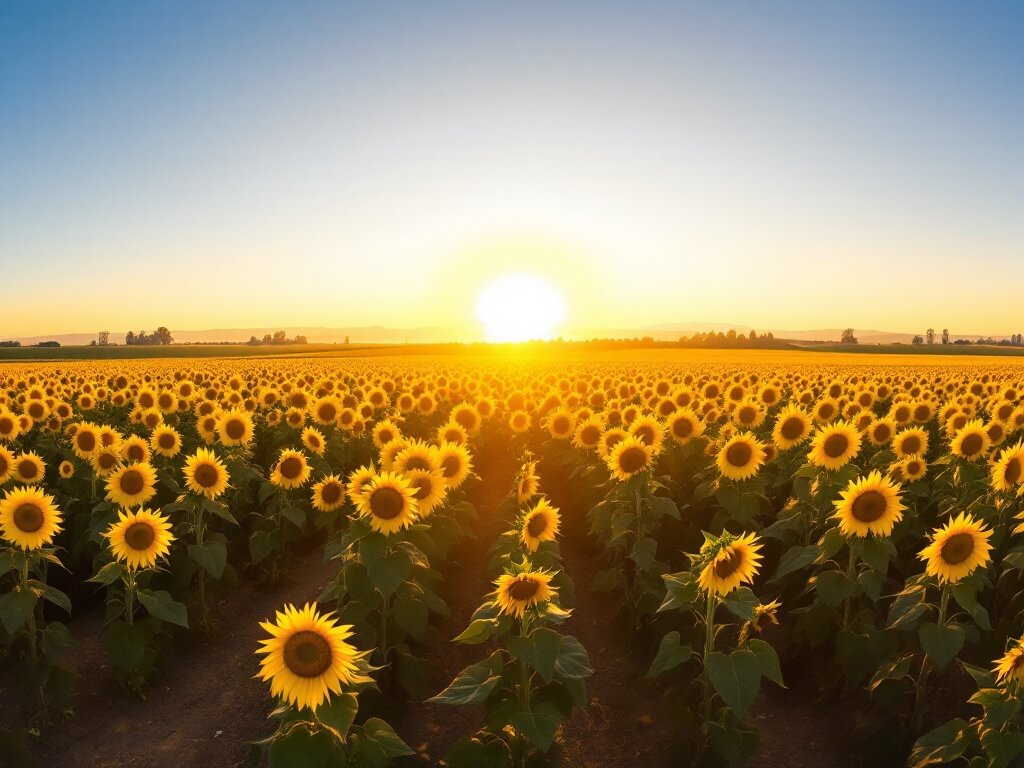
[{"xmin": 1, "ymin": 1, "xmax": 1022, "ymax": 340}]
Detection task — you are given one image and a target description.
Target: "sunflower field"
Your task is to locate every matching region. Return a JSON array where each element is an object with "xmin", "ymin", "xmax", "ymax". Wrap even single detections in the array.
[{"xmin": 3, "ymin": 355, "xmax": 1024, "ymax": 767}]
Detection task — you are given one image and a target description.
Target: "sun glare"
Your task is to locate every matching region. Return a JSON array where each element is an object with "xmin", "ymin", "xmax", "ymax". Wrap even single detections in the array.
[{"xmin": 476, "ymin": 274, "xmax": 566, "ymax": 342}]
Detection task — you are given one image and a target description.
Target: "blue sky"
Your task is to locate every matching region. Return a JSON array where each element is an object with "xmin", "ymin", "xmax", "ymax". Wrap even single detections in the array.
[{"xmin": 1, "ymin": 1, "xmax": 1022, "ymax": 337}]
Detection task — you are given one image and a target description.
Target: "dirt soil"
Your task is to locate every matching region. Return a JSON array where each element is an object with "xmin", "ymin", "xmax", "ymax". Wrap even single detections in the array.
[{"xmin": 3, "ymin": 446, "xmax": 856, "ymax": 768}]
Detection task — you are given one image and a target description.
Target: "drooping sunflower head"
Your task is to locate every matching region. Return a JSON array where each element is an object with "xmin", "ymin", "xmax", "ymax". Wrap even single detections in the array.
[
  {"xmin": 256, "ymin": 603, "xmax": 366, "ymax": 713},
  {"xmin": 993, "ymin": 638, "xmax": 1024, "ymax": 688},
  {"xmin": 951, "ymin": 420, "xmax": 991, "ymax": 461},
  {"xmin": 0, "ymin": 486, "xmax": 63, "ymax": 550},
  {"xmin": 404, "ymin": 467, "xmax": 448, "ymax": 518},
  {"xmin": 355, "ymin": 471, "xmax": 418, "ymax": 535},
  {"xmin": 105, "ymin": 507, "xmax": 174, "ymax": 569},
  {"xmin": 833, "ymin": 471, "xmax": 905, "ymax": 538},
  {"xmin": 493, "ymin": 569, "xmax": 556, "ymax": 619},
  {"xmin": 183, "ymin": 447, "xmax": 230, "ymax": 499},
  {"xmin": 271, "ymin": 450, "xmax": 312, "ymax": 489},
  {"xmin": 520, "ymin": 498, "xmax": 561, "ymax": 553},
  {"xmin": 920, "ymin": 512, "xmax": 993, "ymax": 584},
  {"xmin": 808, "ymin": 421, "xmax": 862, "ymax": 471},
  {"xmin": 772, "ymin": 406, "xmax": 811, "ymax": 450},
  {"xmin": 716, "ymin": 433, "xmax": 766, "ymax": 481},
  {"xmin": 106, "ymin": 462, "xmax": 158, "ymax": 509},
  {"xmin": 607, "ymin": 435, "xmax": 654, "ymax": 481},
  {"xmin": 698, "ymin": 531, "xmax": 763, "ymax": 596},
  {"xmin": 311, "ymin": 474, "xmax": 347, "ymax": 513}
]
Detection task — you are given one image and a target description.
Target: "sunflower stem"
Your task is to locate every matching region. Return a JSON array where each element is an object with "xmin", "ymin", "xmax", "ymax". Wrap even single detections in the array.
[
  {"xmin": 21, "ymin": 554, "xmax": 38, "ymax": 667},
  {"xmin": 125, "ymin": 570, "xmax": 136, "ymax": 626},
  {"xmin": 702, "ymin": 591, "xmax": 718, "ymax": 725},
  {"xmin": 842, "ymin": 546, "xmax": 857, "ymax": 631}
]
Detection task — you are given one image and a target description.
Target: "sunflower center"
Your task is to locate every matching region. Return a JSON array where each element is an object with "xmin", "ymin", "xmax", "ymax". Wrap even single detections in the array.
[
  {"xmin": 780, "ymin": 418, "xmax": 804, "ymax": 441},
  {"xmin": 318, "ymin": 405, "xmax": 337, "ymax": 422},
  {"xmin": 279, "ymin": 457, "xmax": 303, "ymax": 480},
  {"xmin": 960, "ymin": 433, "xmax": 984, "ymax": 457},
  {"xmin": 119, "ymin": 469, "xmax": 146, "ymax": 496},
  {"xmin": 508, "ymin": 577, "xmax": 540, "ymax": 601},
  {"xmin": 673, "ymin": 418, "xmax": 694, "ymax": 438},
  {"xmin": 18, "ymin": 459, "xmax": 40, "ymax": 479},
  {"xmin": 581, "ymin": 426, "xmax": 600, "ymax": 444},
  {"xmin": 98, "ymin": 453, "xmax": 116, "ymax": 470},
  {"xmin": 194, "ymin": 462, "xmax": 219, "ymax": 488},
  {"xmin": 158, "ymin": 433, "xmax": 176, "ymax": 449},
  {"xmin": 901, "ymin": 435, "xmax": 922, "ymax": 455},
  {"xmin": 823, "ymin": 433, "xmax": 849, "ymax": 459},
  {"xmin": 634, "ymin": 426, "xmax": 655, "ymax": 445},
  {"xmin": 553, "ymin": 417, "xmax": 570, "ymax": 434},
  {"xmin": 441, "ymin": 456, "xmax": 461, "ymax": 478},
  {"xmin": 370, "ymin": 487, "xmax": 404, "ymax": 520},
  {"xmin": 714, "ymin": 548, "xmax": 744, "ymax": 579},
  {"xmin": 618, "ymin": 445, "xmax": 648, "ymax": 474},
  {"xmin": 738, "ymin": 407, "xmax": 756, "ymax": 425},
  {"xmin": 1006, "ymin": 458, "xmax": 1022, "ymax": 485},
  {"xmin": 225, "ymin": 420, "xmax": 245, "ymax": 440},
  {"xmin": 404, "ymin": 456, "xmax": 432, "ymax": 472},
  {"xmin": 941, "ymin": 532, "xmax": 975, "ymax": 565},
  {"xmin": 283, "ymin": 631, "xmax": 333, "ymax": 678},
  {"xmin": 13, "ymin": 503, "xmax": 44, "ymax": 533},
  {"xmin": 726, "ymin": 442, "xmax": 753, "ymax": 468},
  {"xmin": 321, "ymin": 483, "xmax": 342, "ymax": 505},
  {"xmin": 78, "ymin": 432, "xmax": 97, "ymax": 452},
  {"xmin": 124, "ymin": 521, "xmax": 156, "ymax": 551},
  {"xmin": 527, "ymin": 514, "xmax": 548, "ymax": 537},
  {"xmin": 412, "ymin": 479, "xmax": 433, "ymax": 501},
  {"xmin": 851, "ymin": 490, "xmax": 887, "ymax": 523},
  {"xmin": 873, "ymin": 424, "xmax": 892, "ymax": 442}
]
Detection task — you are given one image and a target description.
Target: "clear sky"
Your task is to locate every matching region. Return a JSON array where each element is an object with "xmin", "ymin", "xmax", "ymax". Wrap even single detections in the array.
[{"xmin": 1, "ymin": 1, "xmax": 1022, "ymax": 339}]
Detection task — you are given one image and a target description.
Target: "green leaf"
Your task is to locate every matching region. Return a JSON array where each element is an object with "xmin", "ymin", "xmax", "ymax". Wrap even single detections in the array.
[
  {"xmin": 706, "ymin": 649, "xmax": 761, "ymax": 719},
  {"xmin": 918, "ymin": 622, "xmax": 965, "ymax": 669},
  {"xmin": 870, "ymin": 653, "xmax": 914, "ymax": 691},
  {"xmin": 315, "ymin": 692, "xmax": 359, "ymax": 738},
  {"xmin": 646, "ymin": 631, "xmax": 692, "ymax": 678},
  {"xmin": 962, "ymin": 662, "xmax": 996, "ymax": 691},
  {"xmin": 429, "ymin": 660, "xmax": 503, "ymax": 705},
  {"xmin": 509, "ymin": 628, "xmax": 562, "ymax": 684},
  {"xmin": 770, "ymin": 544, "xmax": 821, "ymax": 582},
  {"xmin": 32, "ymin": 581, "xmax": 71, "ymax": 615},
  {"xmin": 721, "ymin": 587, "xmax": 759, "ymax": 621},
  {"xmin": 650, "ymin": 495, "xmax": 680, "ymax": 520},
  {"xmin": 88, "ymin": 560, "xmax": 126, "ymax": 586},
  {"xmin": 366, "ymin": 553, "xmax": 410, "ymax": 599},
  {"xmin": 0, "ymin": 589, "xmax": 39, "ymax": 634},
  {"xmin": 969, "ymin": 688, "xmax": 1020, "ymax": 731},
  {"xmin": 452, "ymin": 618, "xmax": 499, "ymax": 645},
  {"xmin": 509, "ymin": 701, "xmax": 561, "ymax": 751},
  {"xmin": 137, "ymin": 589, "xmax": 189, "ymax": 628},
  {"xmin": 355, "ymin": 718, "xmax": 415, "ymax": 764},
  {"xmin": 392, "ymin": 592, "xmax": 428, "ymax": 639},
  {"xmin": 270, "ymin": 721, "xmax": 335, "ymax": 768},
  {"xmin": 909, "ymin": 719, "xmax": 970, "ymax": 768},
  {"xmin": 553, "ymin": 634, "xmax": 593, "ymax": 679},
  {"xmin": 657, "ymin": 571, "xmax": 699, "ymax": 613},
  {"xmin": 188, "ymin": 540, "xmax": 227, "ymax": 579},
  {"xmin": 811, "ymin": 569, "xmax": 858, "ymax": 607},
  {"xmin": 858, "ymin": 537, "xmax": 893, "ymax": 574},
  {"xmin": 445, "ymin": 735, "xmax": 513, "ymax": 768},
  {"xmin": 747, "ymin": 638, "xmax": 784, "ymax": 687},
  {"xmin": 981, "ymin": 728, "xmax": 1024, "ymax": 768},
  {"xmin": 887, "ymin": 584, "xmax": 928, "ymax": 630},
  {"xmin": 818, "ymin": 526, "xmax": 846, "ymax": 559}
]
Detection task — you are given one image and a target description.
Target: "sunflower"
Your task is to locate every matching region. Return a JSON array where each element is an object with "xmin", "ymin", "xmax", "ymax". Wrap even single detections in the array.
[
  {"xmin": 867, "ymin": 417, "xmax": 897, "ymax": 446},
  {"xmin": 732, "ymin": 399, "xmax": 765, "ymax": 429},
  {"xmin": 0, "ymin": 409, "xmax": 22, "ymax": 442},
  {"xmin": 71, "ymin": 421, "xmax": 101, "ymax": 458},
  {"xmin": 0, "ymin": 486, "xmax": 63, "ymax": 550},
  {"xmin": 546, "ymin": 409, "xmax": 576, "ymax": 440},
  {"xmin": 598, "ymin": 427, "xmax": 629, "ymax": 460},
  {"xmin": 151, "ymin": 425, "xmax": 182, "ymax": 458},
  {"xmin": 808, "ymin": 422, "xmax": 862, "ymax": 470},
  {"xmin": 12, "ymin": 451, "xmax": 45, "ymax": 485},
  {"xmin": 405, "ymin": 468, "xmax": 448, "ymax": 518},
  {"xmin": 59, "ymin": 460, "xmax": 75, "ymax": 479},
  {"xmin": 667, "ymin": 409, "xmax": 704, "ymax": 445},
  {"xmin": 992, "ymin": 441, "xmax": 1024, "ymax": 493},
  {"xmin": 106, "ymin": 462, "xmax": 158, "ymax": 508},
  {"xmin": 573, "ymin": 418, "xmax": 604, "ymax": 451},
  {"xmin": 311, "ymin": 474, "xmax": 347, "ymax": 513},
  {"xmin": 301, "ymin": 427, "xmax": 326, "ymax": 456},
  {"xmin": 629, "ymin": 415, "xmax": 666, "ymax": 453},
  {"xmin": 354, "ymin": 472, "xmax": 418, "ymax": 535},
  {"xmin": 993, "ymin": 638, "xmax": 1024, "ymax": 687},
  {"xmin": 437, "ymin": 421, "xmax": 468, "ymax": 447},
  {"xmin": 256, "ymin": 603, "xmax": 366, "ymax": 713},
  {"xmin": 271, "ymin": 450, "xmax": 312, "ymax": 489},
  {"xmin": 920, "ymin": 512, "xmax": 993, "ymax": 584},
  {"xmin": 606, "ymin": 435, "xmax": 654, "ymax": 481},
  {"xmin": 346, "ymin": 465, "xmax": 377, "ymax": 505},
  {"xmin": 217, "ymin": 409, "xmax": 254, "ymax": 447},
  {"xmin": 436, "ymin": 442, "xmax": 473, "ymax": 489},
  {"xmin": 0, "ymin": 445, "xmax": 13, "ymax": 484},
  {"xmin": 716, "ymin": 433, "xmax": 766, "ymax": 481},
  {"xmin": 493, "ymin": 569, "xmax": 556, "ymax": 619},
  {"xmin": 91, "ymin": 447, "xmax": 121, "ymax": 477},
  {"xmin": 833, "ymin": 471, "xmax": 905, "ymax": 537},
  {"xmin": 450, "ymin": 404, "xmax": 481, "ymax": 435},
  {"xmin": 951, "ymin": 420, "xmax": 991, "ymax": 461},
  {"xmin": 699, "ymin": 532, "xmax": 763, "ymax": 596},
  {"xmin": 772, "ymin": 406, "xmax": 811, "ymax": 450},
  {"xmin": 516, "ymin": 461, "xmax": 540, "ymax": 506},
  {"xmin": 508, "ymin": 410, "xmax": 531, "ymax": 433},
  {"xmin": 310, "ymin": 396, "xmax": 342, "ymax": 427},
  {"xmin": 893, "ymin": 428, "xmax": 929, "ymax": 458},
  {"xmin": 393, "ymin": 441, "xmax": 438, "ymax": 474},
  {"xmin": 104, "ymin": 507, "xmax": 174, "ymax": 569},
  {"xmin": 183, "ymin": 447, "xmax": 230, "ymax": 499},
  {"xmin": 521, "ymin": 498, "xmax": 560, "ymax": 552}
]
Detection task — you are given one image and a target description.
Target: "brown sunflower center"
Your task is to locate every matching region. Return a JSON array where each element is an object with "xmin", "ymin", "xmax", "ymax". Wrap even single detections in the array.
[
  {"xmin": 18, "ymin": 459, "xmax": 40, "ymax": 479},
  {"xmin": 412, "ymin": 478, "xmax": 433, "ymax": 501},
  {"xmin": 158, "ymin": 433, "xmax": 176, "ymax": 449},
  {"xmin": 634, "ymin": 425, "xmax": 655, "ymax": 445},
  {"xmin": 618, "ymin": 445, "xmax": 648, "ymax": 474},
  {"xmin": 553, "ymin": 416, "xmax": 570, "ymax": 435},
  {"xmin": 404, "ymin": 456, "xmax": 432, "ymax": 472},
  {"xmin": 714, "ymin": 548, "xmax": 744, "ymax": 579},
  {"xmin": 738, "ymin": 407, "xmax": 757, "ymax": 425},
  {"xmin": 13, "ymin": 503, "xmax": 44, "ymax": 533},
  {"xmin": 119, "ymin": 469, "xmax": 146, "ymax": 496},
  {"xmin": 508, "ymin": 576, "xmax": 540, "ymax": 601},
  {"xmin": 77, "ymin": 432, "xmax": 97, "ymax": 452},
  {"xmin": 1006, "ymin": 458, "xmax": 1022, "ymax": 486},
  {"xmin": 851, "ymin": 490, "xmax": 887, "ymax": 523},
  {"xmin": 901, "ymin": 435, "xmax": 922, "ymax": 455},
  {"xmin": 941, "ymin": 532, "xmax": 975, "ymax": 565},
  {"xmin": 283, "ymin": 630, "xmax": 332, "ymax": 678},
  {"xmin": 441, "ymin": 455, "xmax": 462, "ymax": 478},
  {"xmin": 124, "ymin": 521, "xmax": 156, "ymax": 551},
  {"xmin": 580, "ymin": 426, "xmax": 600, "ymax": 445},
  {"xmin": 370, "ymin": 486, "xmax": 404, "ymax": 520},
  {"xmin": 726, "ymin": 441, "xmax": 753, "ymax": 468},
  {"xmin": 225, "ymin": 419, "xmax": 246, "ymax": 440},
  {"xmin": 279, "ymin": 456, "xmax": 303, "ymax": 480},
  {"xmin": 873, "ymin": 424, "xmax": 892, "ymax": 442},
  {"xmin": 193, "ymin": 462, "xmax": 219, "ymax": 488},
  {"xmin": 780, "ymin": 417, "xmax": 804, "ymax": 441},
  {"xmin": 527, "ymin": 513, "xmax": 548, "ymax": 537},
  {"xmin": 321, "ymin": 482, "xmax": 343, "ymax": 505},
  {"xmin": 823, "ymin": 433, "xmax": 849, "ymax": 459},
  {"xmin": 960, "ymin": 433, "xmax": 984, "ymax": 457},
  {"xmin": 673, "ymin": 418, "xmax": 694, "ymax": 438}
]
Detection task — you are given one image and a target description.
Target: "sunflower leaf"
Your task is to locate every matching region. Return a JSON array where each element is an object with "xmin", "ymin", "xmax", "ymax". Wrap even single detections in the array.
[
  {"xmin": 707, "ymin": 649, "xmax": 761, "ymax": 719},
  {"xmin": 0, "ymin": 589, "xmax": 38, "ymax": 634},
  {"xmin": 721, "ymin": 587, "xmax": 759, "ymax": 621},
  {"xmin": 553, "ymin": 634, "xmax": 593, "ymax": 679},
  {"xmin": 646, "ymin": 631, "xmax": 692, "ymax": 678},
  {"xmin": 510, "ymin": 627, "xmax": 562, "ymax": 684},
  {"xmin": 187, "ymin": 540, "xmax": 227, "ymax": 580},
  {"xmin": 509, "ymin": 701, "xmax": 561, "ymax": 751},
  {"xmin": 429, "ymin": 660, "xmax": 503, "ymax": 705},
  {"xmin": 919, "ymin": 622, "xmax": 965, "ymax": 669},
  {"xmin": 136, "ymin": 588, "xmax": 189, "ymax": 628}
]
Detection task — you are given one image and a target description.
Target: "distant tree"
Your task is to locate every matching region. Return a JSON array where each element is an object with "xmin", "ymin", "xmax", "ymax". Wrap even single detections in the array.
[
  {"xmin": 125, "ymin": 331, "xmax": 136, "ymax": 345},
  {"xmin": 841, "ymin": 328, "xmax": 859, "ymax": 344},
  {"xmin": 344, "ymin": 335, "xmax": 350, "ymax": 345},
  {"xmin": 273, "ymin": 330, "xmax": 287, "ymax": 344},
  {"xmin": 766, "ymin": 331, "xmax": 774, "ymax": 340},
  {"xmin": 262, "ymin": 334, "xmax": 273, "ymax": 344},
  {"xmin": 942, "ymin": 328, "xmax": 950, "ymax": 345},
  {"xmin": 249, "ymin": 335, "xmax": 259, "ymax": 345},
  {"xmin": 926, "ymin": 328, "xmax": 935, "ymax": 345},
  {"xmin": 294, "ymin": 335, "xmax": 307, "ymax": 344},
  {"xmin": 749, "ymin": 329, "xmax": 757, "ymax": 341},
  {"xmin": 912, "ymin": 335, "xmax": 924, "ymax": 345},
  {"xmin": 154, "ymin": 326, "xmax": 173, "ymax": 345}
]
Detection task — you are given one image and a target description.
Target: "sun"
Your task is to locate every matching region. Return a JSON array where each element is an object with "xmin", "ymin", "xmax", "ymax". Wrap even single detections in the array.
[{"xmin": 476, "ymin": 274, "xmax": 566, "ymax": 342}]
